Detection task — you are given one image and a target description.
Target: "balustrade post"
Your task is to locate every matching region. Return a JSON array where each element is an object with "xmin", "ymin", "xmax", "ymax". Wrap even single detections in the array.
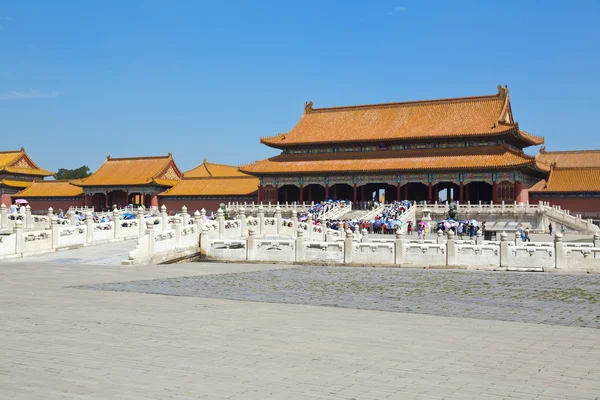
[
  {"xmin": 476, "ymin": 229, "xmax": 482, "ymax": 245},
  {"xmin": 146, "ymin": 220, "xmax": 155, "ymax": 256},
  {"xmin": 500, "ymin": 231, "xmax": 509, "ymax": 268},
  {"xmin": 69, "ymin": 210, "xmax": 77, "ymax": 228},
  {"xmin": 446, "ymin": 230, "xmax": 456, "ymax": 266},
  {"xmin": 49, "ymin": 216, "xmax": 60, "ymax": 249},
  {"xmin": 160, "ymin": 205, "xmax": 168, "ymax": 231},
  {"xmin": 24, "ymin": 205, "xmax": 32, "ymax": 230},
  {"xmin": 239, "ymin": 207, "xmax": 247, "ymax": 237},
  {"xmin": 361, "ymin": 228, "xmax": 368, "ymax": 243},
  {"xmin": 554, "ymin": 232, "xmax": 564, "ymax": 269},
  {"xmin": 306, "ymin": 215, "xmax": 312, "ymax": 240},
  {"xmin": 182, "ymin": 205, "xmax": 189, "ymax": 226},
  {"xmin": 199, "ymin": 208, "xmax": 206, "ymax": 232},
  {"xmin": 257, "ymin": 205, "xmax": 265, "ymax": 236},
  {"xmin": 437, "ymin": 229, "xmax": 444, "ymax": 245},
  {"xmin": 295, "ymin": 229, "xmax": 305, "ymax": 262},
  {"xmin": 291, "ymin": 209, "xmax": 298, "ymax": 238},
  {"xmin": 137, "ymin": 209, "xmax": 145, "ymax": 237},
  {"xmin": 353, "ymin": 224, "xmax": 360, "ymax": 240},
  {"xmin": 85, "ymin": 211, "xmax": 94, "ymax": 244},
  {"xmin": 46, "ymin": 207, "xmax": 53, "ymax": 230},
  {"xmin": 515, "ymin": 231, "xmax": 522, "ymax": 246},
  {"xmin": 394, "ymin": 230, "xmax": 405, "ymax": 265},
  {"xmin": 343, "ymin": 228, "xmax": 353, "ymax": 264},
  {"xmin": 247, "ymin": 227, "xmax": 256, "ymax": 260},
  {"xmin": 199, "ymin": 226, "xmax": 209, "ymax": 259},
  {"xmin": 0, "ymin": 204, "xmax": 7, "ymax": 230},
  {"xmin": 113, "ymin": 209, "xmax": 121, "ymax": 240},
  {"xmin": 173, "ymin": 215, "xmax": 182, "ymax": 248},
  {"xmin": 593, "ymin": 233, "xmax": 600, "ymax": 258},
  {"xmin": 216, "ymin": 208, "xmax": 225, "ymax": 239},
  {"xmin": 14, "ymin": 220, "xmax": 24, "ymax": 254},
  {"xmin": 274, "ymin": 205, "xmax": 282, "ymax": 236}
]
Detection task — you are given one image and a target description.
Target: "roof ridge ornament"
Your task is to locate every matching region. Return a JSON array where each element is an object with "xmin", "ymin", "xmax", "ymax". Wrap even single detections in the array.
[
  {"xmin": 540, "ymin": 146, "xmax": 546, "ymax": 153},
  {"xmin": 497, "ymin": 84, "xmax": 509, "ymax": 96},
  {"xmin": 304, "ymin": 100, "xmax": 314, "ymax": 113}
]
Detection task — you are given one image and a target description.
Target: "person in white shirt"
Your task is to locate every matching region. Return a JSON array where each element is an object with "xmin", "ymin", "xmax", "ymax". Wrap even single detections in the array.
[
  {"xmin": 19, "ymin": 205, "xmax": 26, "ymax": 215},
  {"xmin": 9, "ymin": 202, "xmax": 18, "ymax": 214}
]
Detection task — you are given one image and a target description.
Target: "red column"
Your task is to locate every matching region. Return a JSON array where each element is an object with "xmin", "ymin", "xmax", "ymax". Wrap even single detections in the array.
[
  {"xmin": 396, "ymin": 183, "xmax": 401, "ymax": 201},
  {"xmin": 299, "ymin": 185, "xmax": 304, "ymax": 204},
  {"xmin": 428, "ymin": 183, "xmax": 432, "ymax": 203},
  {"xmin": 258, "ymin": 185, "xmax": 263, "ymax": 203},
  {"xmin": 325, "ymin": 184, "xmax": 329, "ymax": 200},
  {"xmin": 273, "ymin": 186, "xmax": 279, "ymax": 204},
  {"xmin": 492, "ymin": 181, "xmax": 498, "ymax": 203},
  {"xmin": 105, "ymin": 191, "xmax": 109, "ymax": 208},
  {"xmin": 403, "ymin": 185, "xmax": 408, "ymax": 200},
  {"xmin": 459, "ymin": 182, "xmax": 464, "ymax": 203},
  {"xmin": 353, "ymin": 184, "xmax": 357, "ymax": 204},
  {"xmin": 150, "ymin": 193, "xmax": 159, "ymax": 207}
]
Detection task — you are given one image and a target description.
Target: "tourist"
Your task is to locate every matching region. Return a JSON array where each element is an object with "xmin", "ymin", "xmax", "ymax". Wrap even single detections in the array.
[
  {"xmin": 9, "ymin": 201, "xmax": 17, "ymax": 214},
  {"xmin": 19, "ymin": 203, "xmax": 26, "ymax": 216},
  {"xmin": 407, "ymin": 222, "xmax": 413, "ymax": 235},
  {"xmin": 57, "ymin": 209, "xmax": 64, "ymax": 219},
  {"xmin": 457, "ymin": 223, "xmax": 463, "ymax": 239},
  {"xmin": 560, "ymin": 224, "xmax": 565, "ymax": 234},
  {"xmin": 524, "ymin": 227, "xmax": 531, "ymax": 242},
  {"xmin": 548, "ymin": 223, "xmax": 553, "ymax": 235}
]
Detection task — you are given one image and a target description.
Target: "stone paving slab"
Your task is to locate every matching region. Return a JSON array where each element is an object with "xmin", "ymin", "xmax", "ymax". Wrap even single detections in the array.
[
  {"xmin": 80, "ymin": 266, "xmax": 600, "ymax": 329},
  {"xmin": 1, "ymin": 261, "xmax": 600, "ymax": 399}
]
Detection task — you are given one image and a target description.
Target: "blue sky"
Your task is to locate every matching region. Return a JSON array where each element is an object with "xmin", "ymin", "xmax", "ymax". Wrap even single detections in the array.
[{"xmin": 1, "ymin": 1, "xmax": 599, "ymax": 173}]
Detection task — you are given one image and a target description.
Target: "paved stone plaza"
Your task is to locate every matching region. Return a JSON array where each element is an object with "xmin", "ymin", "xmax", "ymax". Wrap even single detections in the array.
[
  {"xmin": 1, "ymin": 255, "xmax": 600, "ymax": 399},
  {"xmin": 80, "ymin": 267, "xmax": 600, "ymax": 329}
]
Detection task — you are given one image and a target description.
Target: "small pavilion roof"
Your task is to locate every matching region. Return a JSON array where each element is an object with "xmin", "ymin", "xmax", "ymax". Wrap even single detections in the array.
[
  {"xmin": 162, "ymin": 160, "xmax": 258, "ymax": 197},
  {"xmin": 261, "ymin": 85, "xmax": 544, "ymax": 149},
  {"xmin": 535, "ymin": 147, "xmax": 600, "ymax": 168},
  {"xmin": 0, "ymin": 179, "xmax": 32, "ymax": 189},
  {"xmin": 76, "ymin": 154, "xmax": 182, "ymax": 187},
  {"xmin": 241, "ymin": 145, "xmax": 549, "ymax": 176},
  {"xmin": 15, "ymin": 180, "xmax": 83, "ymax": 197},
  {"xmin": 184, "ymin": 160, "xmax": 249, "ymax": 178},
  {"xmin": 530, "ymin": 167, "xmax": 600, "ymax": 193},
  {"xmin": 0, "ymin": 148, "xmax": 54, "ymax": 177},
  {"xmin": 159, "ymin": 176, "xmax": 259, "ymax": 197}
]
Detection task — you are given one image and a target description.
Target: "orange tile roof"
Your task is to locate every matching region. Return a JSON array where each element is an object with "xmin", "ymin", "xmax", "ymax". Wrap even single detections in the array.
[
  {"xmin": 0, "ymin": 179, "xmax": 32, "ymax": 189},
  {"xmin": 15, "ymin": 180, "xmax": 83, "ymax": 197},
  {"xmin": 241, "ymin": 145, "xmax": 547, "ymax": 175},
  {"xmin": 0, "ymin": 148, "xmax": 54, "ymax": 176},
  {"xmin": 261, "ymin": 86, "xmax": 544, "ymax": 148},
  {"xmin": 536, "ymin": 147, "xmax": 600, "ymax": 168},
  {"xmin": 160, "ymin": 176, "xmax": 259, "ymax": 197},
  {"xmin": 531, "ymin": 167, "xmax": 600, "ymax": 193},
  {"xmin": 184, "ymin": 160, "xmax": 249, "ymax": 178},
  {"xmin": 77, "ymin": 154, "xmax": 181, "ymax": 186}
]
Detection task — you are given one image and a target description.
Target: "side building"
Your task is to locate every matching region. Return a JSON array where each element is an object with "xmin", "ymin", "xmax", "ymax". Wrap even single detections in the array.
[
  {"xmin": 159, "ymin": 160, "xmax": 258, "ymax": 212},
  {"xmin": 241, "ymin": 86, "xmax": 548, "ymax": 205},
  {"xmin": 74, "ymin": 154, "xmax": 182, "ymax": 211},
  {"xmin": 0, "ymin": 148, "xmax": 53, "ymax": 206},
  {"xmin": 12, "ymin": 180, "xmax": 84, "ymax": 212},
  {"xmin": 530, "ymin": 148, "xmax": 600, "ymax": 218}
]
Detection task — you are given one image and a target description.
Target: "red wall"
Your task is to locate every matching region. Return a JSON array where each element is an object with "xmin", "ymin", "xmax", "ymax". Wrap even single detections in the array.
[
  {"xmin": 514, "ymin": 182, "xmax": 531, "ymax": 204},
  {"xmin": 20, "ymin": 198, "xmax": 85, "ymax": 213},
  {"xmin": 530, "ymin": 196, "xmax": 600, "ymax": 217},
  {"xmin": 1, "ymin": 193, "xmax": 12, "ymax": 207}
]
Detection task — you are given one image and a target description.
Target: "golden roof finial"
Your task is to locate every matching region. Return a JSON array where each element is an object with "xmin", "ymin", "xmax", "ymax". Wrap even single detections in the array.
[{"xmin": 304, "ymin": 100, "xmax": 314, "ymax": 113}]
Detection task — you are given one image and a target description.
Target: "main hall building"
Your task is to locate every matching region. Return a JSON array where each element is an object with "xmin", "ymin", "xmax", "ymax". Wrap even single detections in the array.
[{"xmin": 241, "ymin": 85, "xmax": 549, "ymax": 205}]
